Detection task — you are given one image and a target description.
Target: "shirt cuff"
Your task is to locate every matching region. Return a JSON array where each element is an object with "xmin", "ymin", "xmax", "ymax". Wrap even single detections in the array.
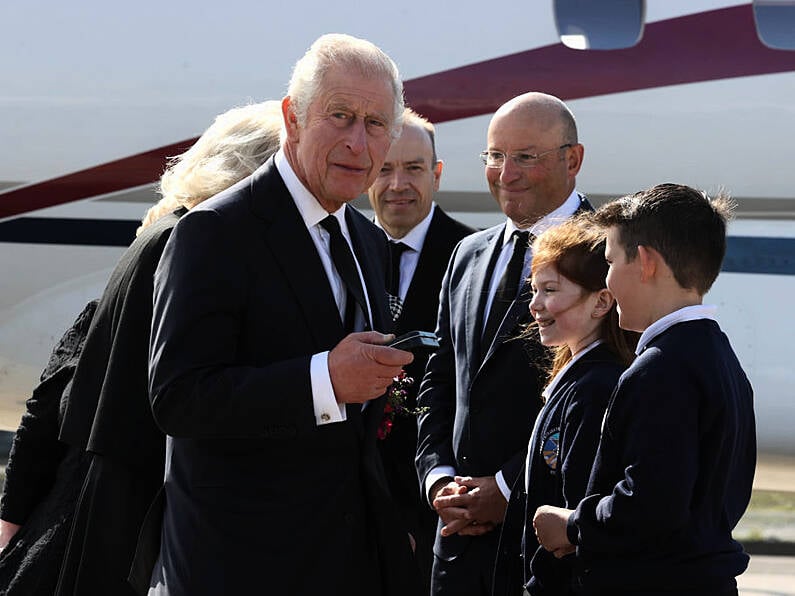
[
  {"xmin": 310, "ymin": 352, "xmax": 346, "ymax": 425},
  {"xmin": 495, "ymin": 470, "xmax": 511, "ymax": 500},
  {"xmin": 425, "ymin": 466, "xmax": 458, "ymax": 503}
]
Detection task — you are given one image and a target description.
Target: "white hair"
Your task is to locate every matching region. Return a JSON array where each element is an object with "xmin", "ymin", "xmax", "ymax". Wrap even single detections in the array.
[{"xmin": 286, "ymin": 33, "xmax": 404, "ymax": 139}]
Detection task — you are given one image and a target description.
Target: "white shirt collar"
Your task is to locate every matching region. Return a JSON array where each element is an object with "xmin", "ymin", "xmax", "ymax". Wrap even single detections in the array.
[
  {"xmin": 636, "ymin": 304, "xmax": 718, "ymax": 355},
  {"xmin": 542, "ymin": 339, "xmax": 603, "ymax": 401},
  {"xmin": 502, "ymin": 189, "xmax": 582, "ymax": 246},
  {"xmin": 376, "ymin": 203, "xmax": 436, "ymax": 253},
  {"xmin": 275, "ymin": 149, "xmax": 350, "ymax": 234}
]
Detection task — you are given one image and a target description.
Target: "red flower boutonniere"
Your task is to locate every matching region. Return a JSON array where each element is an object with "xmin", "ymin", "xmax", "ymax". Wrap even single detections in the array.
[{"xmin": 377, "ymin": 371, "xmax": 429, "ymax": 440}]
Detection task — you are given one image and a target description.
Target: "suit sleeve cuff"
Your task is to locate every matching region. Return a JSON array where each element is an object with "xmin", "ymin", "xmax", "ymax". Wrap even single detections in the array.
[{"xmin": 310, "ymin": 352, "xmax": 346, "ymax": 426}]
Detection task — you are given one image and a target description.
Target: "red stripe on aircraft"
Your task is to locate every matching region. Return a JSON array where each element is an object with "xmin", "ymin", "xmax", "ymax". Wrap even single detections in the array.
[
  {"xmin": 404, "ymin": 4, "xmax": 795, "ymax": 122},
  {"xmin": 2, "ymin": 4, "xmax": 794, "ymax": 220},
  {"xmin": 0, "ymin": 139, "xmax": 197, "ymax": 220}
]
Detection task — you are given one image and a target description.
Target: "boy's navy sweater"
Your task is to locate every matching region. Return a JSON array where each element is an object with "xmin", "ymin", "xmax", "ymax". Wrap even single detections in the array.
[{"xmin": 567, "ymin": 319, "xmax": 756, "ymax": 593}]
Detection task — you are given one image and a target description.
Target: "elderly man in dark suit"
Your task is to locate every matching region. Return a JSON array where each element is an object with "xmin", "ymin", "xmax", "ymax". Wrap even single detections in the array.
[
  {"xmin": 415, "ymin": 92, "xmax": 591, "ymax": 595},
  {"xmin": 147, "ymin": 34, "xmax": 419, "ymax": 596},
  {"xmin": 367, "ymin": 108, "xmax": 474, "ymax": 591}
]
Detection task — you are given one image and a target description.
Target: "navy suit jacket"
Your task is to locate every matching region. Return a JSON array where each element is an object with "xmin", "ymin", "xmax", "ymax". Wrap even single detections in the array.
[
  {"xmin": 416, "ymin": 196, "xmax": 591, "ymax": 562},
  {"xmin": 148, "ymin": 158, "xmax": 418, "ymax": 595}
]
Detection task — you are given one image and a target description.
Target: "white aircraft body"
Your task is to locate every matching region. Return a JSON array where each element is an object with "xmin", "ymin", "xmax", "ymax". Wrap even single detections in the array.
[{"xmin": 1, "ymin": 1, "xmax": 793, "ymax": 454}]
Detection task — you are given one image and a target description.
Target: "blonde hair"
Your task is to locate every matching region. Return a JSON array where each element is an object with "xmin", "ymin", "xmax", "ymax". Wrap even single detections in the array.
[{"xmin": 137, "ymin": 100, "xmax": 283, "ymax": 235}]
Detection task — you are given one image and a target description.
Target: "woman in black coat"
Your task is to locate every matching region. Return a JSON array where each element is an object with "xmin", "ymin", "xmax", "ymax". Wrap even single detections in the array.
[
  {"xmin": 0, "ymin": 300, "xmax": 97, "ymax": 594},
  {"xmin": 0, "ymin": 101, "xmax": 283, "ymax": 596}
]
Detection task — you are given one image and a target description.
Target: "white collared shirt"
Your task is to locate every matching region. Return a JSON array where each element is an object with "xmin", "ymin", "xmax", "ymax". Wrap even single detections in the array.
[
  {"xmin": 375, "ymin": 203, "xmax": 436, "ymax": 301},
  {"xmin": 275, "ymin": 150, "xmax": 373, "ymax": 426},
  {"xmin": 482, "ymin": 189, "xmax": 583, "ymax": 333},
  {"xmin": 635, "ymin": 304, "xmax": 718, "ymax": 355}
]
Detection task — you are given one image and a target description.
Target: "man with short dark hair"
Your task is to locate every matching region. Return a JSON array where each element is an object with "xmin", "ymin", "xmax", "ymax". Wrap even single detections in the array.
[{"xmin": 368, "ymin": 108, "xmax": 474, "ymax": 590}]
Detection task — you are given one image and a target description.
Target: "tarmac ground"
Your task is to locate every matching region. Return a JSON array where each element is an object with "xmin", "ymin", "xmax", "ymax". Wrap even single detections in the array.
[{"xmin": 739, "ymin": 555, "xmax": 795, "ymax": 596}]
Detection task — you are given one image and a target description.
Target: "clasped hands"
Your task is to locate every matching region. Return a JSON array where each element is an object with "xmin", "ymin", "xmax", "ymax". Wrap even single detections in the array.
[{"xmin": 431, "ymin": 475, "xmax": 507, "ymax": 537}]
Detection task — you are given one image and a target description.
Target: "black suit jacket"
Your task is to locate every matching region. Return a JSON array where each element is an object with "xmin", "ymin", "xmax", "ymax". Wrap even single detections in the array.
[
  {"xmin": 415, "ymin": 196, "xmax": 592, "ymax": 562},
  {"xmin": 378, "ymin": 207, "xmax": 474, "ymax": 513},
  {"xmin": 148, "ymin": 158, "xmax": 418, "ymax": 596}
]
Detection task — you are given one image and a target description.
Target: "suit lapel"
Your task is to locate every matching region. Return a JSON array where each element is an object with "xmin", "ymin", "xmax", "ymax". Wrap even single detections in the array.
[
  {"xmin": 345, "ymin": 206, "xmax": 392, "ymax": 443},
  {"xmin": 466, "ymin": 225, "xmax": 505, "ymax": 371},
  {"xmin": 252, "ymin": 161, "xmax": 344, "ymax": 352},
  {"xmin": 401, "ymin": 211, "xmax": 445, "ymax": 327},
  {"xmin": 482, "ymin": 278, "xmax": 532, "ymax": 364},
  {"xmin": 345, "ymin": 206, "xmax": 389, "ymax": 333}
]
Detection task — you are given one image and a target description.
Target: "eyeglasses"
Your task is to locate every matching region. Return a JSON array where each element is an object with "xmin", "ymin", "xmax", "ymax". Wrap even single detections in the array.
[{"xmin": 479, "ymin": 144, "xmax": 573, "ymax": 168}]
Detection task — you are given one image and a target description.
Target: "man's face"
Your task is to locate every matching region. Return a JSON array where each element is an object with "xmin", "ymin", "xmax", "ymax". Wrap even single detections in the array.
[
  {"xmin": 605, "ymin": 226, "xmax": 645, "ymax": 332},
  {"xmin": 367, "ymin": 123, "xmax": 440, "ymax": 238},
  {"xmin": 284, "ymin": 66, "xmax": 395, "ymax": 212},
  {"xmin": 485, "ymin": 108, "xmax": 580, "ymax": 226}
]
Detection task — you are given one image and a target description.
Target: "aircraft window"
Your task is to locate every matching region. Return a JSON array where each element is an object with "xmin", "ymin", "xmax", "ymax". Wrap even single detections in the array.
[
  {"xmin": 754, "ymin": 0, "xmax": 795, "ymax": 49},
  {"xmin": 554, "ymin": 0, "xmax": 645, "ymax": 50}
]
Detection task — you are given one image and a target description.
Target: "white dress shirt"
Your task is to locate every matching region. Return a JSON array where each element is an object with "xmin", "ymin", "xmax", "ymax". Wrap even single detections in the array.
[
  {"xmin": 275, "ymin": 150, "xmax": 373, "ymax": 426},
  {"xmin": 375, "ymin": 203, "xmax": 436, "ymax": 301}
]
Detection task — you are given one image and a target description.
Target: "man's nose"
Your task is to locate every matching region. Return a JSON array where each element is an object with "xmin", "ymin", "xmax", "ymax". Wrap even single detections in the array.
[
  {"xmin": 500, "ymin": 155, "xmax": 521, "ymax": 182},
  {"xmin": 389, "ymin": 168, "xmax": 409, "ymax": 191},
  {"xmin": 345, "ymin": 118, "xmax": 368, "ymax": 154}
]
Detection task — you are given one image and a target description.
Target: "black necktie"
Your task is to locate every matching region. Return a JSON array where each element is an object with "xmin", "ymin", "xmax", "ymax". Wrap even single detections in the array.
[
  {"xmin": 482, "ymin": 230, "xmax": 531, "ymax": 351},
  {"xmin": 388, "ymin": 241, "xmax": 409, "ymax": 321},
  {"xmin": 320, "ymin": 215, "xmax": 369, "ymax": 332}
]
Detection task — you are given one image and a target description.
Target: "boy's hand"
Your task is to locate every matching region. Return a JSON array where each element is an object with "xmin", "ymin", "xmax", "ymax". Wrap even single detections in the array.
[{"xmin": 533, "ymin": 505, "xmax": 574, "ymax": 555}]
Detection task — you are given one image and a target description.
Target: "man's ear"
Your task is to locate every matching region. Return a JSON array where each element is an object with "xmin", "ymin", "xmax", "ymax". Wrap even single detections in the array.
[
  {"xmin": 282, "ymin": 96, "xmax": 299, "ymax": 142},
  {"xmin": 566, "ymin": 143, "xmax": 584, "ymax": 177},
  {"xmin": 592, "ymin": 288, "xmax": 614, "ymax": 319},
  {"xmin": 637, "ymin": 245, "xmax": 658, "ymax": 282},
  {"xmin": 433, "ymin": 160, "xmax": 443, "ymax": 192}
]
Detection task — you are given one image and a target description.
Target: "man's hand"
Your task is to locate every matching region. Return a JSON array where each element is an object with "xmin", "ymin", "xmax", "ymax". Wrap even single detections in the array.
[
  {"xmin": 433, "ymin": 475, "xmax": 507, "ymax": 536},
  {"xmin": 0, "ymin": 519, "xmax": 21, "ymax": 551},
  {"xmin": 533, "ymin": 505, "xmax": 574, "ymax": 557},
  {"xmin": 328, "ymin": 332, "xmax": 413, "ymax": 404},
  {"xmin": 430, "ymin": 478, "xmax": 474, "ymax": 536}
]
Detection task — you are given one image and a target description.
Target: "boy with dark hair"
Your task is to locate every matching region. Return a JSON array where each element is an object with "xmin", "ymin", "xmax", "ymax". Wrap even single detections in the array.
[{"xmin": 533, "ymin": 183, "xmax": 756, "ymax": 596}]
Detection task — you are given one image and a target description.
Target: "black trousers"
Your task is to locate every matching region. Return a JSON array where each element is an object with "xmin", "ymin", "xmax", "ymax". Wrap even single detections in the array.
[{"xmin": 431, "ymin": 530, "xmax": 501, "ymax": 596}]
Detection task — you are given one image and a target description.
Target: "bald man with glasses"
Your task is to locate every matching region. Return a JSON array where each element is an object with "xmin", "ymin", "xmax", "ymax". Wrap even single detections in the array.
[{"xmin": 416, "ymin": 92, "xmax": 591, "ymax": 596}]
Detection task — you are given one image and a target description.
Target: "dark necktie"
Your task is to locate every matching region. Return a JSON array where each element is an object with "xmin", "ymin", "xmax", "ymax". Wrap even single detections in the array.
[
  {"xmin": 387, "ymin": 241, "xmax": 409, "ymax": 321},
  {"xmin": 320, "ymin": 215, "xmax": 369, "ymax": 332},
  {"xmin": 482, "ymin": 230, "xmax": 531, "ymax": 352}
]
